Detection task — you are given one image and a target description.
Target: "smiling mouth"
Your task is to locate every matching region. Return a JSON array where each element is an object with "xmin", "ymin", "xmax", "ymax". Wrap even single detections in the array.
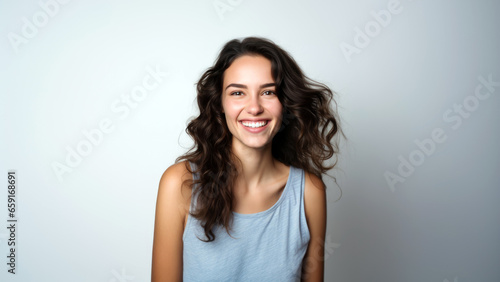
[{"xmin": 240, "ymin": 120, "xmax": 269, "ymax": 128}]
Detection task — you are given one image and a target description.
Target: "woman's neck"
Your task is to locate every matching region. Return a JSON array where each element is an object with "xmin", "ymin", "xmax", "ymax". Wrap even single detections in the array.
[{"xmin": 231, "ymin": 141, "xmax": 281, "ymax": 191}]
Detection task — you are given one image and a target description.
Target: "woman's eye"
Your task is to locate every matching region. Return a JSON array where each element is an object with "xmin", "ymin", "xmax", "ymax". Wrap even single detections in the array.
[
  {"xmin": 231, "ymin": 91, "xmax": 243, "ymax": 96},
  {"xmin": 263, "ymin": 90, "xmax": 275, "ymax": 96}
]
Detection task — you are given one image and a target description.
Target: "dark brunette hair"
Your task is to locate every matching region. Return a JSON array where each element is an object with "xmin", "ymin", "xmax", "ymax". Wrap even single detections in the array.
[{"xmin": 177, "ymin": 37, "xmax": 341, "ymax": 242}]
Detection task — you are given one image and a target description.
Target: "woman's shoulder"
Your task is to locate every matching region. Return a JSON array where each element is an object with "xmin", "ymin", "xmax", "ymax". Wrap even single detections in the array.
[
  {"xmin": 160, "ymin": 161, "xmax": 192, "ymax": 184},
  {"xmin": 303, "ymin": 171, "xmax": 324, "ymax": 191},
  {"xmin": 158, "ymin": 161, "xmax": 194, "ymax": 208},
  {"xmin": 288, "ymin": 165, "xmax": 326, "ymax": 203},
  {"xmin": 303, "ymin": 170, "xmax": 326, "ymax": 219}
]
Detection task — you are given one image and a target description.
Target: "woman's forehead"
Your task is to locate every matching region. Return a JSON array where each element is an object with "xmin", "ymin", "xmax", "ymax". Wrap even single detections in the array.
[{"xmin": 223, "ymin": 55, "xmax": 274, "ymax": 87}]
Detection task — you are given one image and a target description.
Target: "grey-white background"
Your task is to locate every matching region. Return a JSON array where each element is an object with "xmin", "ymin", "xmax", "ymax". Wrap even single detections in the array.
[{"xmin": 1, "ymin": 0, "xmax": 499, "ymax": 281}]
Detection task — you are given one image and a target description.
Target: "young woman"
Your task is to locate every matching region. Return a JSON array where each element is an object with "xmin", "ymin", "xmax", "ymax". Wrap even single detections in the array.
[{"xmin": 151, "ymin": 37, "xmax": 341, "ymax": 281}]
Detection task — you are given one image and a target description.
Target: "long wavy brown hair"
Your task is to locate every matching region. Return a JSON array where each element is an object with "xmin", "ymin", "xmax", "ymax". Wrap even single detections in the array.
[{"xmin": 177, "ymin": 37, "xmax": 341, "ymax": 242}]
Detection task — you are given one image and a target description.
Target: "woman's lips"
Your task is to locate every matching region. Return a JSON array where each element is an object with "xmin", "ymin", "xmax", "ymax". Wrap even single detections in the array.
[{"xmin": 239, "ymin": 120, "xmax": 269, "ymax": 132}]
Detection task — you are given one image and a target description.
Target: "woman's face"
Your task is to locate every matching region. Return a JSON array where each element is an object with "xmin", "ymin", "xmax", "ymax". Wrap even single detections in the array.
[{"xmin": 221, "ymin": 55, "xmax": 283, "ymax": 151}]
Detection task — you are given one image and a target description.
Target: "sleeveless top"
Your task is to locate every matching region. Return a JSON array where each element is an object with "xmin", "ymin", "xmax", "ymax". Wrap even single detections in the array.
[{"xmin": 182, "ymin": 163, "xmax": 311, "ymax": 282}]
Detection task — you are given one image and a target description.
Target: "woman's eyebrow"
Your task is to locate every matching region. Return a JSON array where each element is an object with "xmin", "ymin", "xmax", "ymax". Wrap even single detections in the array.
[
  {"xmin": 260, "ymin": 83, "xmax": 276, "ymax": 88},
  {"xmin": 225, "ymin": 83, "xmax": 247, "ymax": 90},
  {"xmin": 225, "ymin": 82, "xmax": 276, "ymax": 90}
]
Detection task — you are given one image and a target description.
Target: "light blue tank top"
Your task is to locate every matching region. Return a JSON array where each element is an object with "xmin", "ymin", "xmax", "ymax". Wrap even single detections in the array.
[{"xmin": 183, "ymin": 163, "xmax": 311, "ymax": 281}]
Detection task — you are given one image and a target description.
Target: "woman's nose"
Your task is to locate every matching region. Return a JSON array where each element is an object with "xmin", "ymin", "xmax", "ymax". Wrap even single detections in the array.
[{"xmin": 246, "ymin": 95, "xmax": 264, "ymax": 115}]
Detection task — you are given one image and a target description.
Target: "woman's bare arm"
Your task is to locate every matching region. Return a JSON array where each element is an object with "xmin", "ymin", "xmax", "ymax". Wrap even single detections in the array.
[
  {"xmin": 301, "ymin": 172, "xmax": 327, "ymax": 282},
  {"xmin": 151, "ymin": 162, "xmax": 191, "ymax": 282}
]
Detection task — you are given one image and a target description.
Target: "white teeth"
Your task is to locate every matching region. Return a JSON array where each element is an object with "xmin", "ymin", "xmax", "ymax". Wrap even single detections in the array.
[{"xmin": 241, "ymin": 121, "xmax": 267, "ymax": 128}]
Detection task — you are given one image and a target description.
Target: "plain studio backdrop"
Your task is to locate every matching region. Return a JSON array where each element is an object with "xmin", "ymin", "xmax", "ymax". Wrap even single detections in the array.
[{"xmin": 1, "ymin": 0, "xmax": 499, "ymax": 281}]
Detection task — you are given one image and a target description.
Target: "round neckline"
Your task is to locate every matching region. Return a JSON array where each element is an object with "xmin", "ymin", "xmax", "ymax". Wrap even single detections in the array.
[{"xmin": 232, "ymin": 166, "xmax": 294, "ymax": 218}]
